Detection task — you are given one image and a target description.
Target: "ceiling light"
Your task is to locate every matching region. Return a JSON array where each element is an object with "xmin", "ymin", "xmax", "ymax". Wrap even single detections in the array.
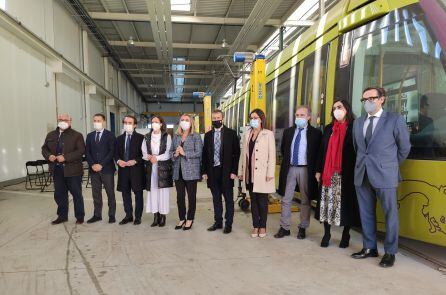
[
  {"xmin": 128, "ymin": 36, "xmax": 135, "ymax": 46},
  {"xmin": 221, "ymin": 39, "xmax": 228, "ymax": 48}
]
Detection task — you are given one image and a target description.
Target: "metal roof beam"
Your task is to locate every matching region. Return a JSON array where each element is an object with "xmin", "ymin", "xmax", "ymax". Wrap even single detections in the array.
[
  {"xmin": 121, "ymin": 59, "xmax": 224, "ymax": 66},
  {"xmin": 109, "ymin": 40, "xmax": 257, "ymax": 50}
]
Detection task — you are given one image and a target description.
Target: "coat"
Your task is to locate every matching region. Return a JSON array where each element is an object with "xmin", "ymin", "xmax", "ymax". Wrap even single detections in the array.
[
  {"xmin": 41, "ymin": 127, "xmax": 85, "ymax": 177},
  {"xmin": 170, "ymin": 132, "xmax": 203, "ymax": 181},
  {"xmin": 314, "ymin": 122, "xmax": 360, "ymax": 226},
  {"xmin": 277, "ymin": 124, "xmax": 322, "ymax": 200},
  {"xmin": 353, "ymin": 110, "xmax": 411, "ymax": 188},
  {"xmin": 238, "ymin": 128, "xmax": 276, "ymax": 194},
  {"xmin": 85, "ymin": 129, "xmax": 116, "ymax": 174},
  {"xmin": 115, "ymin": 131, "xmax": 146, "ymax": 192},
  {"xmin": 143, "ymin": 131, "xmax": 173, "ymax": 191},
  {"xmin": 202, "ymin": 126, "xmax": 240, "ymax": 189}
]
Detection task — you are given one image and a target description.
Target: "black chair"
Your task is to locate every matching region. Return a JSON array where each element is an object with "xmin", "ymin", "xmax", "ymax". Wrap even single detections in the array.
[
  {"xmin": 25, "ymin": 161, "xmax": 45, "ymax": 190},
  {"xmin": 36, "ymin": 160, "xmax": 54, "ymax": 192},
  {"xmin": 82, "ymin": 156, "xmax": 91, "ymax": 188}
]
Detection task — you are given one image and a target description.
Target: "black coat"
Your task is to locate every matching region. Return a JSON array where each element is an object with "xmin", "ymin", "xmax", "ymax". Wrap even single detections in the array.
[
  {"xmin": 85, "ymin": 129, "xmax": 116, "ymax": 174},
  {"xmin": 144, "ymin": 131, "xmax": 173, "ymax": 191},
  {"xmin": 202, "ymin": 126, "xmax": 240, "ymax": 189},
  {"xmin": 115, "ymin": 131, "xmax": 146, "ymax": 192},
  {"xmin": 278, "ymin": 125, "xmax": 322, "ymax": 200},
  {"xmin": 314, "ymin": 122, "xmax": 360, "ymax": 227}
]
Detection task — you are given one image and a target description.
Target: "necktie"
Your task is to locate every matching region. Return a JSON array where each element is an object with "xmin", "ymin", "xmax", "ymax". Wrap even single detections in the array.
[
  {"xmin": 292, "ymin": 128, "xmax": 303, "ymax": 166},
  {"xmin": 214, "ymin": 130, "xmax": 221, "ymax": 166},
  {"xmin": 56, "ymin": 133, "xmax": 63, "ymax": 155},
  {"xmin": 365, "ymin": 116, "xmax": 375, "ymax": 147},
  {"xmin": 124, "ymin": 134, "xmax": 131, "ymax": 161},
  {"xmin": 95, "ymin": 132, "xmax": 100, "ymax": 144}
]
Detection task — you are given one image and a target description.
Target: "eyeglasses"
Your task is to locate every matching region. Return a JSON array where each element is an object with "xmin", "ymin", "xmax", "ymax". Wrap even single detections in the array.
[{"xmin": 361, "ymin": 96, "xmax": 380, "ymax": 103}]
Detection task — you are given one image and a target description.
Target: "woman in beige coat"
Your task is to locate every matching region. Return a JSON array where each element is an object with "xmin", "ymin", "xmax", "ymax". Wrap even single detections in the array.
[{"xmin": 238, "ymin": 108, "xmax": 276, "ymax": 238}]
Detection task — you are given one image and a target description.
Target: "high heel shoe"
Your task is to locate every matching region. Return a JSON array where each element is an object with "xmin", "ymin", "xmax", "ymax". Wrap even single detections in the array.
[
  {"xmin": 320, "ymin": 234, "xmax": 331, "ymax": 247},
  {"xmin": 258, "ymin": 228, "xmax": 267, "ymax": 238},
  {"xmin": 158, "ymin": 214, "xmax": 166, "ymax": 227},
  {"xmin": 151, "ymin": 213, "xmax": 160, "ymax": 227},
  {"xmin": 183, "ymin": 220, "xmax": 194, "ymax": 230},
  {"xmin": 175, "ymin": 220, "xmax": 185, "ymax": 230},
  {"xmin": 339, "ymin": 233, "xmax": 350, "ymax": 248}
]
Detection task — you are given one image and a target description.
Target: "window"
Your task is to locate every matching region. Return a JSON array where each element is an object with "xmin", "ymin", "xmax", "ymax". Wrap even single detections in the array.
[
  {"xmin": 266, "ymin": 81, "xmax": 274, "ymax": 129},
  {"xmin": 334, "ymin": 33, "xmax": 353, "ymax": 102},
  {"xmin": 349, "ymin": 5, "xmax": 446, "ymax": 159},
  {"xmin": 171, "ymin": 0, "xmax": 191, "ymax": 12},
  {"xmin": 300, "ymin": 44, "xmax": 329, "ymax": 128},
  {"xmin": 238, "ymin": 96, "xmax": 246, "ymax": 133}
]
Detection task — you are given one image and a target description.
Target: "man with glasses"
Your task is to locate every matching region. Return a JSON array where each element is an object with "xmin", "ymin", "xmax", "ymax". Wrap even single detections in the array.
[
  {"xmin": 351, "ymin": 87, "xmax": 411, "ymax": 267},
  {"xmin": 42, "ymin": 113, "xmax": 86, "ymax": 224}
]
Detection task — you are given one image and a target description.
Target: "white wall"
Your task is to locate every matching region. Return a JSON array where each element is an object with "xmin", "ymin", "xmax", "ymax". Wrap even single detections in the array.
[{"xmin": 0, "ymin": 0, "xmax": 144, "ymax": 182}]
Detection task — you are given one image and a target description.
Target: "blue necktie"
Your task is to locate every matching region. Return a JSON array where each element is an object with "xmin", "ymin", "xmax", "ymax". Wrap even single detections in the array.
[
  {"xmin": 124, "ymin": 134, "xmax": 131, "ymax": 161},
  {"xmin": 292, "ymin": 128, "xmax": 303, "ymax": 166}
]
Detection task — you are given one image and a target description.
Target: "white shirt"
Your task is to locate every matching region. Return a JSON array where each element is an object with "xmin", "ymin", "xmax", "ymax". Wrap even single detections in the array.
[
  {"xmin": 363, "ymin": 108, "xmax": 383, "ymax": 137},
  {"xmin": 95, "ymin": 129, "xmax": 104, "ymax": 141}
]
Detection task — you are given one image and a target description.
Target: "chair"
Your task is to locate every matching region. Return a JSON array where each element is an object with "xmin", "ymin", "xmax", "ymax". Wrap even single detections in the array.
[
  {"xmin": 36, "ymin": 160, "xmax": 54, "ymax": 192},
  {"xmin": 82, "ymin": 156, "xmax": 91, "ymax": 188},
  {"xmin": 25, "ymin": 161, "xmax": 45, "ymax": 190}
]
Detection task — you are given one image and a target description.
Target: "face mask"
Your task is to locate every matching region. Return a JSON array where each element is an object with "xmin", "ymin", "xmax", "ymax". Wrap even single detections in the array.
[
  {"xmin": 123, "ymin": 124, "xmax": 134, "ymax": 133},
  {"xmin": 295, "ymin": 118, "xmax": 307, "ymax": 128},
  {"xmin": 333, "ymin": 109, "xmax": 346, "ymax": 121},
  {"xmin": 180, "ymin": 120, "xmax": 191, "ymax": 131},
  {"xmin": 58, "ymin": 121, "xmax": 69, "ymax": 130},
  {"xmin": 250, "ymin": 119, "xmax": 260, "ymax": 129},
  {"xmin": 151, "ymin": 122, "xmax": 161, "ymax": 131},
  {"xmin": 364, "ymin": 100, "xmax": 377, "ymax": 114},
  {"xmin": 93, "ymin": 122, "xmax": 103, "ymax": 131},
  {"xmin": 212, "ymin": 120, "xmax": 223, "ymax": 129}
]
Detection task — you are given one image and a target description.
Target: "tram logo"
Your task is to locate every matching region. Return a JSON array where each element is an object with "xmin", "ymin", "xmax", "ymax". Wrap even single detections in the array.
[{"xmin": 398, "ymin": 180, "xmax": 446, "ymax": 235}]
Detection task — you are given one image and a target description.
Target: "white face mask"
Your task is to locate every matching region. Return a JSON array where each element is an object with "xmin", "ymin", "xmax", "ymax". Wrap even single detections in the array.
[
  {"xmin": 180, "ymin": 120, "xmax": 191, "ymax": 131},
  {"xmin": 151, "ymin": 122, "xmax": 161, "ymax": 131},
  {"xmin": 333, "ymin": 109, "xmax": 346, "ymax": 121},
  {"xmin": 58, "ymin": 121, "xmax": 69, "ymax": 130},
  {"xmin": 123, "ymin": 124, "xmax": 134, "ymax": 133},
  {"xmin": 93, "ymin": 122, "xmax": 103, "ymax": 131}
]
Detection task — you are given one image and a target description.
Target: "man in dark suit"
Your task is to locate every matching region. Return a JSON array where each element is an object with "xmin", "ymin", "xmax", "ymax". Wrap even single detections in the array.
[
  {"xmin": 275, "ymin": 106, "xmax": 322, "ymax": 239},
  {"xmin": 42, "ymin": 113, "xmax": 86, "ymax": 224},
  {"xmin": 202, "ymin": 109, "xmax": 240, "ymax": 234},
  {"xmin": 85, "ymin": 114, "xmax": 117, "ymax": 224},
  {"xmin": 115, "ymin": 115, "xmax": 146, "ymax": 225},
  {"xmin": 351, "ymin": 87, "xmax": 410, "ymax": 267}
]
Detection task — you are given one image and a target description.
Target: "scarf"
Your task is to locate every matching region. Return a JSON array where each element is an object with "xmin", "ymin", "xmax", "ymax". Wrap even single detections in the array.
[{"xmin": 322, "ymin": 121, "xmax": 348, "ymax": 186}]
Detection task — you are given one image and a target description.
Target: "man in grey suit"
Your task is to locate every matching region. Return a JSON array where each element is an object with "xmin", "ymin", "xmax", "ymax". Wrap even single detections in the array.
[{"xmin": 351, "ymin": 86, "xmax": 411, "ymax": 268}]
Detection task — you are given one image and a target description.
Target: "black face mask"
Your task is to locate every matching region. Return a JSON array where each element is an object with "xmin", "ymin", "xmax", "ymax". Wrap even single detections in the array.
[{"xmin": 212, "ymin": 120, "xmax": 223, "ymax": 129}]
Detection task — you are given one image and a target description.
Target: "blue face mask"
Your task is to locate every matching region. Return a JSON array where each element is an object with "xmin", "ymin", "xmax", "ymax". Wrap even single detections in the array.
[
  {"xmin": 250, "ymin": 119, "xmax": 260, "ymax": 129},
  {"xmin": 295, "ymin": 117, "xmax": 307, "ymax": 128}
]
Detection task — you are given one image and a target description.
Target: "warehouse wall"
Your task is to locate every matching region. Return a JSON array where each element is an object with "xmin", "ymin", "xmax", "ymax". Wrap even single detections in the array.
[{"xmin": 0, "ymin": 0, "xmax": 143, "ymax": 182}]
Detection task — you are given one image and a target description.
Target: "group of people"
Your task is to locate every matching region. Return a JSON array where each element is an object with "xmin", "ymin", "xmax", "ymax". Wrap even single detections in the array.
[{"xmin": 41, "ymin": 86, "xmax": 411, "ymax": 268}]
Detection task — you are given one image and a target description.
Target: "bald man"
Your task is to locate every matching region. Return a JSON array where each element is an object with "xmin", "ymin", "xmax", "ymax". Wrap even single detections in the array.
[{"xmin": 42, "ymin": 113, "xmax": 86, "ymax": 224}]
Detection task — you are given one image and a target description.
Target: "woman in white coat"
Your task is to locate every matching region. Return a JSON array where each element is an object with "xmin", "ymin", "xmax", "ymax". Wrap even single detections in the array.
[
  {"xmin": 142, "ymin": 115, "xmax": 173, "ymax": 227},
  {"xmin": 238, "ymin": 108, "xmax": 276, "ymax": 238}
]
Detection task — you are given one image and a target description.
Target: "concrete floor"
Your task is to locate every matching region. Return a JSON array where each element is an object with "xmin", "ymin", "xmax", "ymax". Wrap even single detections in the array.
[{"xmin": 0, "ymin": 182, "xmax": 445, "ymax": 295}]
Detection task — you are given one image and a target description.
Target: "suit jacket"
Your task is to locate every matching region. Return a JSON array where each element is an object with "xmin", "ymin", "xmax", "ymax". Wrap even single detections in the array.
[
  {"xmin": 277, "ymin": 124, "xmax": 322, "ymax": 200},
  {"xmin": 41, "ymin": 127, "xmax": 85, "ymax": 177},
  {"xmin": 202, "ymin": 126, "xmax": 240, "ymax": 189},
  {"xmin": 85, "ymin": 129, "xmax": 116, "ymax": 174},
  {"xmin": 238, "ymin": 128, "xmax": 276, "ymax": 194},
  {"xmin": 353, "ymin": 110, "xmax": 411, "ymax": 188},
  {"xmin": 115, "ymin": 131, "xmax": 146, "ymax": 192},
  {"xmin": 170, "ymin": 133, "xmax": 203, "ymax": 181}
]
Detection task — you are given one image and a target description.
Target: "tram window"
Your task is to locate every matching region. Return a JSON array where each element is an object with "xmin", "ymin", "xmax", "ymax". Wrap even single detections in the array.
[
  {"xmin": 349, "ymin": 5, "xmax": 446, "ymax": 159},
  {"xmin": 266, "ymin": 81, "xmax": 274, "ymax": 129},
  {"xmin": 274, "ymin": 69, "xmax": 293, "ymax": 165},
  {"xmin": 238, "ymin": 97, "xmax": 246, "ymax": 131},
  {"xmin": 300, "ymin": 44, "xmax": 329, "ymax": 128},
  {"xmin": 233, "ymin": 103, "xmax": 238, "ymax": 130},
  {"xmin": 334, "ymin": 32, "xmax": 353, "ymax": 102}
]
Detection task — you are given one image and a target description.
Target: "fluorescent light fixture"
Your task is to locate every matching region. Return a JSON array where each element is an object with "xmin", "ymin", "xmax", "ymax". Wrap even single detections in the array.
[{"xmin": 171, "ymin": 0, "xmax": 191, "ymax": 11}]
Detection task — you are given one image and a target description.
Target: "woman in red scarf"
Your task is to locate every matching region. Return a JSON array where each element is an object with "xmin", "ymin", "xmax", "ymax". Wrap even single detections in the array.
[{"xmin": 315, "ymin": 100, "xmax": 360, "ymax": 248}]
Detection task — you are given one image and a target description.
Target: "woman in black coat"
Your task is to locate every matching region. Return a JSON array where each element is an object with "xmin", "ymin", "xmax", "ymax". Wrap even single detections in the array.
[{"xmin": 315, "ymin": 99, "xmax": 360, "ymax": 248}]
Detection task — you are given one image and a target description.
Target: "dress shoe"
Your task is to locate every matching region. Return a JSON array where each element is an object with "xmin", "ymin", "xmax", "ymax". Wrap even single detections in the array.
[
  {"xmin": 339, "ymin": 233, "xmax": 350, "ymax": 248},
  {"xmin": 158, "ymin": 214, "xmax": 166, "ymax": 227},
  {"xmin": 51, "ymin": 217, "xmax": 68, "ymax": 225},
  {"xmin": 151, "ymin": 213, "xmax": 160, "ymax": 227},
  {"xmin": 207, "ymin": 223, "xmax": 223, "ymax": 231},
  {"xmin": 379, "ymin": 254, "xmax": 395, "ymax": 268},
  {"xmin": 274, "ymin": 227, "xmax": 290, "ymax": 238},
  {"xmin": 183, "ymin": 220, "xmax": 194, "ymax": 230},
  {"xmin": 223, "ymin": 226, "xmax": 232, "ymax": 234},
  {"xmin": 87, "ymin": 216, "xmax": 102, "ymax": 224},
  {"xmin": 351, "ymin": 248, "xmax": 379, "ymax": 259},
  {"xmin": 76, "ymin": 219, "xmax": 84, "ymax": 225},
  {"xmin": 119, "ymin": 217, "xmax": 133, "ymax": 225},
  {"xmin": 108, "ymin": 216, "xmax": 116, "ymax": 224},
  {"xmin": 133, "ymin": 219, "xmax": 141, "ymax": 225},
  {"xmin": 297, "ymin": 227, "xmax": 306, "ymax": 239},
  {"xmin": 320, "ymin": 234, "xmax": 331, "ymax": 248},
  {"xmin": 175, "ymin": 220, "xmax": 186, "ymax": 230}
]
